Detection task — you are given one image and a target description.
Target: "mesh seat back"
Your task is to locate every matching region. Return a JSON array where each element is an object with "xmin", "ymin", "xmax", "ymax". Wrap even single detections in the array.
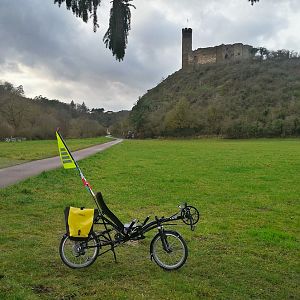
[{"xmin": 96, "ymin": 192, "xmax": 124, "ymax": 231}]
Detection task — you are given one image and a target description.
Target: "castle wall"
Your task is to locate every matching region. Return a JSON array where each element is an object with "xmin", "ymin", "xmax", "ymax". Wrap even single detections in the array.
[
  {"xmin": 193, "ymin": 47, "xmax": 217, "ymax": 64},
  {"xmin": 241, "ymin": 45, "xmax": 253, "ymax": 60},
  {"xmin": 189, "ymin": 43, "xmax": 253, "ymax": 66},
  {"xmin": 222, "ymin": 45, "xmax": 235, "ymax": 61},
  {"xmin": 233, "ymin": 43, "xmax": 244, "ymax": 60},
  {"xmin": 216, "ymin": 46, "xmax": 224, "ymax": 62}
]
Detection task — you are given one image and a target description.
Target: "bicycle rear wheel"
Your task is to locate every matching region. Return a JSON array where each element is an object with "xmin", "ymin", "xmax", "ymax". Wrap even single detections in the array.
[
  {"xmin": 150, "ymin": 230, "xmax": 188, "ymax": 270},
  {"xmin": 59, "ymin": 232, "xmax": 99, "ymax": 269}
]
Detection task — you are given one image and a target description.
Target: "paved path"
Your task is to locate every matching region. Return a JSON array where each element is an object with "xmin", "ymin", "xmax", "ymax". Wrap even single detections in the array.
[{"xmin": 0, "ymin": 139, "xmax": 122, "ymax": 188}]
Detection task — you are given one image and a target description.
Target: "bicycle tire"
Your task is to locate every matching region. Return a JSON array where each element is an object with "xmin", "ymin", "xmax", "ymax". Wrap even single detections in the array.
[
  {"xmin": 59, "ymin": 231, "xmax": 99, "ymax": 269},
  {"xmin": 150, "ymin": 230, "xmax": 188, "ymax": 271}
]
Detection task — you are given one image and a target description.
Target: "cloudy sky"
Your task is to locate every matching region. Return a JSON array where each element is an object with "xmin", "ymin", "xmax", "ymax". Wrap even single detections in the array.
[{"xmin": 0, "ymin": 0, "xmax": 299, "ymax": 111}]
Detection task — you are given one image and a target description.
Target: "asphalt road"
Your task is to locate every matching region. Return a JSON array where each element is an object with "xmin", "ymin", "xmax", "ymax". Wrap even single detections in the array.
[{"xmin": 0, "ymin": 139, "xmax": 122, "ymax": 188}]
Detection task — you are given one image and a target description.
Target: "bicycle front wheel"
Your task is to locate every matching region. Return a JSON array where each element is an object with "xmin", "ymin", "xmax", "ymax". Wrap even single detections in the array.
[
  {"xmin": 150, "ymin": 230, "xmax": 188, "ymax": 270},
  {"xmin": 59, "ymin": 232, "xmax": 99, "ymax": 269}
]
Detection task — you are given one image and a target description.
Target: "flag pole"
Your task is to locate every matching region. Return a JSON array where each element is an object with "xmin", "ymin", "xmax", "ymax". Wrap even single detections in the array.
[{"xmin": 56, "ymin": 129, "xmax": 97, "ymax": 201}]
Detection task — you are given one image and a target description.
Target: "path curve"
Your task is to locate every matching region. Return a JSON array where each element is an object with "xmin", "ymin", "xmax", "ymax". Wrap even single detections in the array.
[{"xmin": 0, "ymin": 139, "xmax": 123, "ymax": 188}]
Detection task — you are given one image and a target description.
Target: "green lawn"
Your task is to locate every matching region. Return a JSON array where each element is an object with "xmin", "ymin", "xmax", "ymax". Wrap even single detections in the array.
[
  {"xmin": 0, "ymin": 139, "xmax": 299, "ymax": 299},
  {"xmin": 0, "ymin": 136, "xmax": 111, "ymax": 168}
]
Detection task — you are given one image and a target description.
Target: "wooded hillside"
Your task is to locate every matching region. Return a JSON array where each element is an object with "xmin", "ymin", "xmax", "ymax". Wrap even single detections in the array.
[
  {"xmin": 131, "ymin": 58, "xmax": 300, "ymax": 138},
  {"xmin": 0, "ymin": 82, "xmax": 129, "ymax": 139}
]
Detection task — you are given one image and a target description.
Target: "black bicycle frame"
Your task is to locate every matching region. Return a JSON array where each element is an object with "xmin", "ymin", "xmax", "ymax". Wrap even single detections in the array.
[
  {"xmin": 93, "ymin": 209, "xmax": 183, "ymax": 243},
  {"xmin": 86, "ymin": 210, "xmax": 184, "ymax": 261}
]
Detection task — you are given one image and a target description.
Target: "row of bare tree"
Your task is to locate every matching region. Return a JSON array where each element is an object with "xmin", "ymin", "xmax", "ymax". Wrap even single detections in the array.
[{"xmin": 0, "ymin": 82, "xmax": 107, "ymax": 139}]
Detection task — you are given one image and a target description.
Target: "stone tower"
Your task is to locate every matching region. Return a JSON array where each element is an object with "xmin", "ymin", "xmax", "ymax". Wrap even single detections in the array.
[{"xmin": 182, "ymin": 28, "xmax": 192, "ymax": 69}]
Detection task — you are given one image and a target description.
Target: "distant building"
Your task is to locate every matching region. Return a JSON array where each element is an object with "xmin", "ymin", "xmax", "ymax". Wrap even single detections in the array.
[{"xmin": 182, "ymin": 28, "xmax": 254, "ymax": 69}]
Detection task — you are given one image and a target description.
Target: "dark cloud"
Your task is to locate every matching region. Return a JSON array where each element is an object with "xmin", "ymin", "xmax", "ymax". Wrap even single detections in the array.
[{"xmin": 0, "ymin": 0, "xmax": 299, "ymax": 111}]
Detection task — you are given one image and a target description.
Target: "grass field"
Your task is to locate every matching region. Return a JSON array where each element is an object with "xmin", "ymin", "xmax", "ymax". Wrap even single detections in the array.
[
  {"xmin": 0, "ymin": 139, "xmax": 299, "ymax": 299},
  {"xmin": 0, "ymin": 137, "xmax": 111, "ymax": 168}
]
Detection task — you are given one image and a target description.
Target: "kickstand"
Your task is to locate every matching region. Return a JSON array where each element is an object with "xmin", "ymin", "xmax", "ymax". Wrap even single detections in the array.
[
  {"xmin": 102, "ymin": 220, "xmax": 118, "ymax": 263},
  {"xmin": 111, "ymin": 246, "xmax": 117, "ymax": 263}
]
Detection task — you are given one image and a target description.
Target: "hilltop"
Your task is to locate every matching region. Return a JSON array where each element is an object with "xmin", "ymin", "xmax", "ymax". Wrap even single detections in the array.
[{"xmin": 130, "ymin": 58, "xmax": 300, "ymax": 138}]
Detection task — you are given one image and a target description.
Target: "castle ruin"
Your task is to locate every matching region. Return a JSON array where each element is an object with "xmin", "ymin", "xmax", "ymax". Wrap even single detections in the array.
[{"xmin": 182, "ymin": 28, "xmax": 254, "ymax": 69}]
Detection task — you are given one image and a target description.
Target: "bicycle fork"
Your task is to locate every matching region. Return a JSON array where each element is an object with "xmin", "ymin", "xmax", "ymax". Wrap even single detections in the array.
[
  {"xmin": 158, "ymin": 226, "xmax": 172, "ymax": 253},
  {"xmin": 150, "ymin": 217, "xmax": 172, "ymax": 262}
]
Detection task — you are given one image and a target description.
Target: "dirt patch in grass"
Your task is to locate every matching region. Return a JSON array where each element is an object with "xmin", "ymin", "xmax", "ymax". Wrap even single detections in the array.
[{"xmin": 31, "ymin": 284, "xmax": 53, "ymax": 294}]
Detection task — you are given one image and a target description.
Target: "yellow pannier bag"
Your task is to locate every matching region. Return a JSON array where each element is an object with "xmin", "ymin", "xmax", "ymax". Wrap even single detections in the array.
[{"xmin": 64, "ymin": 207, "xmax": 95, "ymax": 240}]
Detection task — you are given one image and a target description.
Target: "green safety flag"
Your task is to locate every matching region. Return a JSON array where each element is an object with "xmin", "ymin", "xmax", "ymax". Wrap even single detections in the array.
[{"xmin": 56, "ymin": 132, "xmax": 76, "ymax": 169}]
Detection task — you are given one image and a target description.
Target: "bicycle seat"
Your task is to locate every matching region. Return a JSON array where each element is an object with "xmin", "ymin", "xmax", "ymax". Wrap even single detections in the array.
[{"xmin": 96, "ymin": 192, "xmax": 124, "ymax": 232}]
